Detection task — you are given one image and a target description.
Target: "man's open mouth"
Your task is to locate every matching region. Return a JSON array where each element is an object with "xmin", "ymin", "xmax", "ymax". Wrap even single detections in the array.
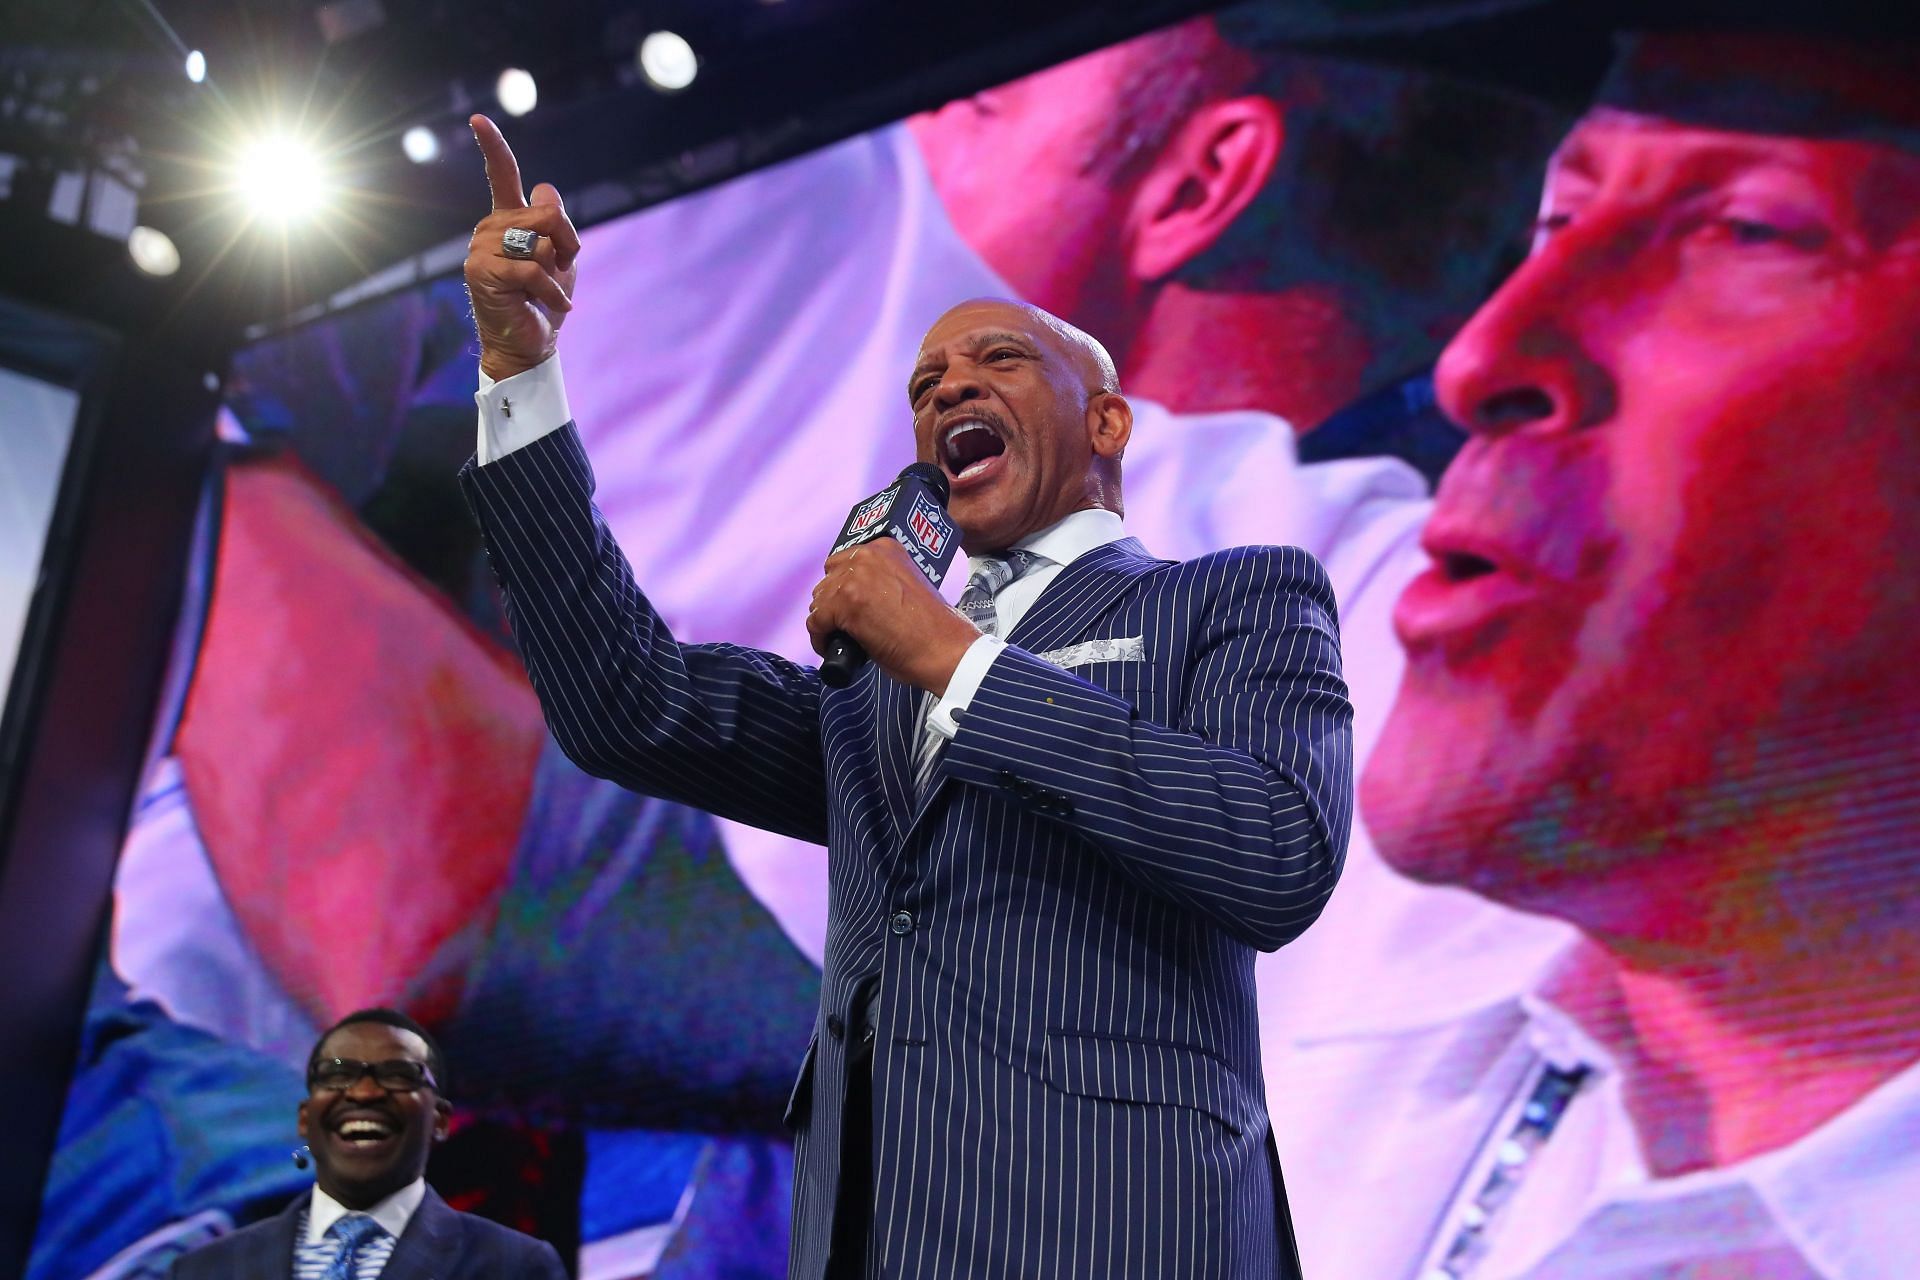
[
  {"xmin": 332, "ymin": 1115, "xmax": 398, "ymax": 1148},
  {"xmin": 939, "ymin": 416, "xmax": 1007, "ymax": 481},
  {"xmin": 1436, "ymin": 550, "xmax": 1499, "ymax": 583}
]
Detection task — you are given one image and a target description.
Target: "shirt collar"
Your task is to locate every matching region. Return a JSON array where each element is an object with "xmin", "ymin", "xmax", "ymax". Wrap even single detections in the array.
[
  {"xmin": 1519, "ymin": 1011, "xmax": 1920, "ymax": 1279},
  {"xmin": 1305, "ymin": 938, "xmax": 1920, "ymax": 1280},
  {"xmin": 1737, "ymin": 1054, "xmax": 1920, "ymax": 1278},
  {"xmin": 306, "ymin": 1177, "xmax": 427, "ymax": 1245},
  {"xmin": 1009, "ymin": 507, "xmax": 1125, "ymax": 569}
]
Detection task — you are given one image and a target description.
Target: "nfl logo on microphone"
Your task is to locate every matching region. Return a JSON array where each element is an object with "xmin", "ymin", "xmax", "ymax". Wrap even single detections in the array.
[
  {"xmin": 847, "ymin": 490, "xmax": 895, "ymax": 537},
  {"xmin": 908, "ymin": 494, "xmax": 950, "ymax": 557}
]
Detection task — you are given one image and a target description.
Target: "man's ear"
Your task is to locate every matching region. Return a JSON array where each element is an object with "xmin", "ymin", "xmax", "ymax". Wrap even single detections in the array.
[
  {"xmin": 433, "ymin": 1097, "xmax": 453, "ymax": 1142},
  {"xmin": 297, "ymin": 1099, "xmax": 312, "ymax": 1141},
  {"xmin": 1126, "ymin": 96, "xmax": 1285, "ymax": 283},
  {"xmin": 1089, "ymin": 393, "xmax": 1133, "ymax": 461}
]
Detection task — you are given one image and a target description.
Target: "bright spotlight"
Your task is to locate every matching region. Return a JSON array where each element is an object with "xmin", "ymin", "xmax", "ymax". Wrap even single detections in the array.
[
  {"xmin": 185, "ymin": 50, "xmax": 207, "ymax": 83},
  {"xmin": 496, "ymin": 68, "xmax": 538, "ymax": 117},
  {"xmin": 638, "ymin": 31, "xmax": 697, "ymax": 92},
  {"xmin": 128, "ymin": 226, "xmax": 181, "ymax": 277},
  {"xmin": 232, "ymin": 133, "xmax": 331, "ymax": 223},
  {"xmin": 401, "ymin": 125, "xmax": 440, "ymax": 164}
]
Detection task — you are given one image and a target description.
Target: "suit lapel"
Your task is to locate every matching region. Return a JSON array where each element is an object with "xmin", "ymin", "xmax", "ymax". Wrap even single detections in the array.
[
  {"xmin": 1004, "ymin": 537, "xmax": 1162, "ymax": 658},
  {"xmin": 254, "ymin": 1194, "xmax": 306, "ymax": 1274},
  {"xmin": 380, "ymin": 1186, "xmax": 462, "ymax": 1280},
  {"xmin": 901, "ymin": 537, "xmax": 1163, "ymax": 834}
]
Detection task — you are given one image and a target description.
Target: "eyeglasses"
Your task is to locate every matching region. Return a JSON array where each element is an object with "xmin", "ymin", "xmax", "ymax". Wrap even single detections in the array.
[{"xmin": 307, "ymin": 1057, "xmax": 438, "ymax": 1094}]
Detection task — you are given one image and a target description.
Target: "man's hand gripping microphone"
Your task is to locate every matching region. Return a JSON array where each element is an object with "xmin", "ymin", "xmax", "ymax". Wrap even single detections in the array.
[{"xmin": 820, "ymin": 463, "xmax": 958, "ymax": 688}]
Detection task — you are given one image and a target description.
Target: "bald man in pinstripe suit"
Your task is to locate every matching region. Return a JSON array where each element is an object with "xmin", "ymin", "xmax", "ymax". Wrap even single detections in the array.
[{"xmin": 459, "ymin": 119, "xmax": 1351, "ymax": 1280}]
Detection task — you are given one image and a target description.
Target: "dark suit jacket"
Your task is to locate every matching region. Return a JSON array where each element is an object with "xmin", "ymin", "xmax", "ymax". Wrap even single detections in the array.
[
  {"xmin": 169, "ymin": 1185, "xmax": 567, "ymax": 1279},
  {"xmin": 462, "ymin": 424, "xmax": 1353, "ymax": 1280}
]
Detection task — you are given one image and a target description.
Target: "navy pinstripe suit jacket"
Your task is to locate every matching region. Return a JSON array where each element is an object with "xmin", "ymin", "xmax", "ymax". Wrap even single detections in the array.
[{"xmin": 462, "ymin": 424, "xmax": 1353, "ymax": 1280}]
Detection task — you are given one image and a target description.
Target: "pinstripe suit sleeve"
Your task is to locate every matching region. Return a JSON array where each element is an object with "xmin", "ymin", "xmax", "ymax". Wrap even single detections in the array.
[
  {"xmin": 943, "ymin": 545, "xmax": 1352, "ymax": 951},
  {"xmin": 458, "ymin": 423, "xmax": 829, "ymax": 844}
]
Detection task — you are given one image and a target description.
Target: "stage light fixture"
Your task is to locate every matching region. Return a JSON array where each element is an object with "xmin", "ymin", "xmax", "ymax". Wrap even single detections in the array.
[
  {"xmin": 638, "ymin": 31, "xmax": 697, "ymax": 92},
  {"xmin": 401, "ymin": 125, "xmax": 440, "ymax": 164},
  {"xmin": 128, "ymin": 226, "xmax": 181, "ymax": 276},
  {"xmin": 232, "ymin": 133, "xmax": 331, "ymax": 223},
  {"xmin": 496, "ymin": 68, "xmax": 538, "ymax": 117},
  {"xmin": 185, "ymin": 50, "xmax": 207, "ymax": 83}
]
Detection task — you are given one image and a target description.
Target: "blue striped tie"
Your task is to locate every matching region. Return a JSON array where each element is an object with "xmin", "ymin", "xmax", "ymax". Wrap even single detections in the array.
[{"xmin": 324, "ymin": 1214, "xmax": 384, "ymax": 1280}]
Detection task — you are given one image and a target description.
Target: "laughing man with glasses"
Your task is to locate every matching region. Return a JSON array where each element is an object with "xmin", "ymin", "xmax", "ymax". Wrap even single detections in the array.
[{"xmin": 170, "ymin": 1007, "xmax": 567, "ymax": 1279}]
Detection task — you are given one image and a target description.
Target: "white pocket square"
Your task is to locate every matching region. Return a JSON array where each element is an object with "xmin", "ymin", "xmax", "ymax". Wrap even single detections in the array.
[{"xmin": 1035, "ymin": 636, "xmax": 1147, "ymax": 669}]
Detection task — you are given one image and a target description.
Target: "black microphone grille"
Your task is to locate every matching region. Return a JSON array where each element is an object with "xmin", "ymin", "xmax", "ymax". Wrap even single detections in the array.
[{"xmin": 898, "ymin": 461, "xmax": 949, "ymax": 506}]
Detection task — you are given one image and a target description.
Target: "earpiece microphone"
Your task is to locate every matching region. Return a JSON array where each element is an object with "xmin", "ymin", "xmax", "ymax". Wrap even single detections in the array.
[{"xmin": 292, "ymin": 1145, "xmax": 311, "ymax": 1170}]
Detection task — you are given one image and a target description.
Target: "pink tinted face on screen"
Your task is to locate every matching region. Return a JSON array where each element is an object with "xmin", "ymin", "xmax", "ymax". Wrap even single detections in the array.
[
  {"xmin": 1361, "ymin": 112, "xmax": 1920, "ymax": 929},
  {"xmin": 906, "ymin": 46, "xmax": 1138, "ymax": 330}
]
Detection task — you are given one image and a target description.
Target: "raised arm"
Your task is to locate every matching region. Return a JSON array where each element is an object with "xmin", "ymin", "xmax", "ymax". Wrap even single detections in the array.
[{"xmin": 458, "ymin": 116, "xmax": 829, "ymax": 842}]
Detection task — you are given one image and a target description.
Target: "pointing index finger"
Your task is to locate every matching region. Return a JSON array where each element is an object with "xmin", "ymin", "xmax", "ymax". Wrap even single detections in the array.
[{"xmin": 470, "ymin": 114, "xmax": 527, "ymax": 210}]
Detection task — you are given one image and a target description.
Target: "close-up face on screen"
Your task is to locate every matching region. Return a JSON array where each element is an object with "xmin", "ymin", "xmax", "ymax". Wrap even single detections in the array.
[{"xmin": 27, "ymin": 7, "xmax": 1919, "ymax": 1279}]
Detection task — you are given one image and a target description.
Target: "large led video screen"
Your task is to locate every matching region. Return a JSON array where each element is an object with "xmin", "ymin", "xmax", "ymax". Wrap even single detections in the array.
[
  {"xmin": 29, "ymin": 8, "xmax": 1920, "ymax": 1278},
  {"xmin": 0, "ymin": 366, "xmax": 81, "ymax": 730}
]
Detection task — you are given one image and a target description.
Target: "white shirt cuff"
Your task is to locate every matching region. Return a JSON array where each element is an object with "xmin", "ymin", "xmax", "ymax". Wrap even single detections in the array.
[
  {"xmin": 926, "ymin": 635, "xmax": 1006, "ymax": 740},
  {"xmin": 475, "ymin": 355, "xmax": 573, "ymax": 464}
]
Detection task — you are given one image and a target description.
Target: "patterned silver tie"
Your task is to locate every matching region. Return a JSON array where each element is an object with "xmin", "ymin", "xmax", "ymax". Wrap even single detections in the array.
[
  {"xmin": 914, "ymin": 549, "xmax": 1046, "ymax": 794},
  {"xmin": 953, "ymin": 549, "xmax": 1043, "ymax": 639}
]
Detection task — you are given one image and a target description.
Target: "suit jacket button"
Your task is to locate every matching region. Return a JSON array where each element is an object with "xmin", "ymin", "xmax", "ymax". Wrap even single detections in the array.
[
  {"xmin": 889, "ymin": 909, "xmax": 915, "ymax": 936},
  {"xmin": 826, "ymin": 1015, "xmax": 845, "ymax": 1040}
]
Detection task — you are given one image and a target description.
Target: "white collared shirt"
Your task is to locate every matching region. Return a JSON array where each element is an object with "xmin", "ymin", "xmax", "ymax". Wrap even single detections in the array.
[
  {"xmin": 475, "ymin": 356, "xmax": 571, "ymax": 467},
  {"xmin": 1268, "ymin": 948, "xmax": 1920, "ymax": 1279},
  {"xmin": 304, "ymin": 1177, "xmax": 427, "ymax": 1246}
]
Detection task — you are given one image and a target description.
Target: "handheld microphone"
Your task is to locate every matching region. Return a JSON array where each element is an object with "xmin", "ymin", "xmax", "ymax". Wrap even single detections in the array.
[{"xmin": 821, "ymin": 462, "xmax": 959, "ymax": 688}]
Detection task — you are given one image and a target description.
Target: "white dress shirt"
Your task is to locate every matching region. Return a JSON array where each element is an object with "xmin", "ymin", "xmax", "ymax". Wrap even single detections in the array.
[
  {"xmin": 475, "ymin": 358, "xmax": 570, "ymax": 466},
  {"xmin": 304, "ymin": 1177, "xmax": 427, "ymax": 1246},
  {"xmin": 1268, "ymin": 944, "xmax": 1920, "ymax": 1279}
]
